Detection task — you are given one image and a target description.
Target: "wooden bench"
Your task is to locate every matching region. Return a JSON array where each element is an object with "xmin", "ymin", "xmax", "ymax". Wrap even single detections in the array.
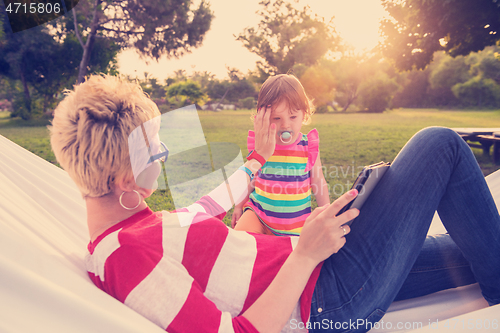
[{"xmin": 452, "ymin": 128, "xmax": 500, "ymax": 164}]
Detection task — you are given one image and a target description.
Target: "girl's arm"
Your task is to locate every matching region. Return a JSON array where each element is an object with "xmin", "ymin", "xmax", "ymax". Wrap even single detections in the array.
[{"xmin": 311, "ymin": 152, "xmax": 330, "ymax": 206}]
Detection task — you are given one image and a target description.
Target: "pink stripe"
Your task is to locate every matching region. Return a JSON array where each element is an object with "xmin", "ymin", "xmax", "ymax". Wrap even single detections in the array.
[
  {"xmin": 232, "ymin": 317, "xmax": 260, "ymax": 333},
  {"xmin": 197, "ymin": 195, "xmax": 227, "ymax": 220},
  {"xmin": 256, "ymin": 177, "xmax": 311, "ymax": 187},
  {"xmin": 305, "ymin": 128, "xmax": 319, "ymax": 173},
  {"xmin": 301, "ymin": 264, "xmax": 323, "ymax": 324},
  {"xmin": 113, "ymin": 214, "xmax": 163, "ymax": 301},
  {"xmin": 168, "ymin": 283, "xmax": 221, "ymax": 333},
  {"xmin": 247, "ymin": 130, "xmax": 255, "ymax": 152},
  {"xmin": 264, "ymin": 219, "xmax": 307, "ymax": 231},
  {"xmin": 241, "ymin": 234, "xmax": 294, "ymax": 313},
  {"xmin": 255, "ymin": 181, "xmax": 310, "ymax": 195},
  {"xmin": 182, "ymin": 219, "xmax": 228, "ymax": 292}
]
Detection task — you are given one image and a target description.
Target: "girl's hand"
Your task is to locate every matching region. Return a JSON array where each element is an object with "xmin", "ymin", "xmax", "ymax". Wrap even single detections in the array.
[
  {"xmin": 253, "ymin": 106, "xmax": 277, "ymax": 161},
  {"xmin": 231, "ymin": 206, "xmax": 243, "ymax": 228},
  {"xmin": 295, "ymin": 189, "xmax": 360, "ymax": 265}
]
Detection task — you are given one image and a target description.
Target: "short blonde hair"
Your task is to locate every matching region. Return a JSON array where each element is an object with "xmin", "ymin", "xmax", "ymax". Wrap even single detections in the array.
[
  {"xmin": 254, "ymin": 74, "xmax": 314, "ymax": 124},
  {"xmin": 50, "ymin": 75, "xmax": 161, "ymax": 197}
]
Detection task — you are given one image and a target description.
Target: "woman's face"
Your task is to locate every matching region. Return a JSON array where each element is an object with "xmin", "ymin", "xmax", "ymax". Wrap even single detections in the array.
[
  {"xmin": 135, "ymin": 160, "xmax": 162, "ymax": 195},
  {"xmin": 269, "ymin": 101, "xmax": 305, "ymax": 145}
]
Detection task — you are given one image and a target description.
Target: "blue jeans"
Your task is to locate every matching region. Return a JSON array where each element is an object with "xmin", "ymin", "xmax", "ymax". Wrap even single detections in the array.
[{"xmin": 308, "ymin": 127, "xmax": 500, "ymax": 333}]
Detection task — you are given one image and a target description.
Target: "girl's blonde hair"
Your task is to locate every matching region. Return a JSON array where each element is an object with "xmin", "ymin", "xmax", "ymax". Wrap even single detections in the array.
[
  {"xmin": 255, "ymin": 74, "xmax": 314, "ymax": 124},
  {"xmin": 50, "ymin": 75, "xmax": 160, "ymax": 198}
]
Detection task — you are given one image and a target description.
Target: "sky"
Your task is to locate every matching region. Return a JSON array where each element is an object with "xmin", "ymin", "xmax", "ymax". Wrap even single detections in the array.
[{"xmin": 117, "ymin": 0, "xmax": 389, "ymax": 81}]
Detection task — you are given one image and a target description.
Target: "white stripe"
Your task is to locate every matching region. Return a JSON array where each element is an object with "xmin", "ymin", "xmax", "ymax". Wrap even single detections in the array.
[
  {"xmin": 228, "ymin": 169, "xmax": 251, "ymax": 206},
  {"xmin": 290, "ymin": 236, "xmax": 299, "ymax": 250},
  {"xmin": 161, "ymin": 212, "xmax": 188, "ymax": 263},
  {"xmin": 85, "ymin": 229, "xmax": 121, "ymax": 282},
  {"xmin": 218, "ymin": 312, "xmax": 236, "ymax": 333},
  {"xmin": 125, "ymin": 257, "xmax": 193, "ymax": 330},
  {"xmin": 175, "ymin": 211, "xmax": 198, "ymax": 227},
  {"xmin": 204, "ymin": 229, "xmax": 257, "ymax": 317},
  {"xmin": 185, "ymin": 203, "xmax": 206, "ymax": 214},
  {"xmin": 124, "ymin": 212, "xmax": 191, "ymax": 329},
  {"xmin": 281, "ymin": 303, "xmax": 307, "ymax": 333}
]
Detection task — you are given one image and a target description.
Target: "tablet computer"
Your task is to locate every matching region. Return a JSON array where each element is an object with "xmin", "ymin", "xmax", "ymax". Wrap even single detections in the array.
[{"xmin": 337, "ymin": 161, "xmax": 390, "ymax": 225}]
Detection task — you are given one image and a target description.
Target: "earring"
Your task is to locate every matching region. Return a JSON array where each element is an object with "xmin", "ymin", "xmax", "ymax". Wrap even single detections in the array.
[{"xmin": 119, "ymin": 190, "xmax": 142, "ymax": 210}]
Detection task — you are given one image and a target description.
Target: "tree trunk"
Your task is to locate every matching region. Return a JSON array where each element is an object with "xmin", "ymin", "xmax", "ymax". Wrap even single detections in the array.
[
  {"xmin": 342, "ymin": 93, "xmax": 357, "ymax": 112},
  {"xmin": 214, "ymin": 87, "xmax": 230, "ymax": 111},
  {"xmin": 327, "ymin": 101, "xmax": 339, "ymax": 112},
  {"xmin": 77, "ymin": 0, "xmax": 102, "ymax": 84},
  {"xmin": 19, "ymin": 68, "xmax": 31, "ymax": 119}
]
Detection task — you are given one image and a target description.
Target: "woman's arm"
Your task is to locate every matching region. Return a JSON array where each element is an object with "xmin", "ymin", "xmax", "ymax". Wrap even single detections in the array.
[
  {"xmin": 242, "ymin": 190, "xmax": 359, "ymax": 332},
  {"xmin": 191, "ymin": 107, "xmax": 275, "ymax": 218},
  {"xmin": 311, "ymin": 153, "xmax": 330, "ymax": 206},
  {"xmin": 231, "ymin": 176, "xmax": 255, "ymax": 227}
]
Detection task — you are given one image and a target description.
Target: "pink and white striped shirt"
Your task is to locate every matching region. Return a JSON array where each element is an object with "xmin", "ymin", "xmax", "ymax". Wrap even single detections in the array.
[{"xmin": 86, "ymin": 195, "xmax": 322, "ymax": 332}]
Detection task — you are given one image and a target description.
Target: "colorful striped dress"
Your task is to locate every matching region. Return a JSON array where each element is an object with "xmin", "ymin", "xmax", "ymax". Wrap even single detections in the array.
[{"xmin": 243, "ymin": 129, "xmax": 319, "ymax": 236}]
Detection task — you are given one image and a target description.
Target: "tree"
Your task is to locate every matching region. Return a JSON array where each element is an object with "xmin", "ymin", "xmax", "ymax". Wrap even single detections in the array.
[
  {"xmin": 166, "ymin": 80, "xmax": 206, "ymax": 107},
  {"xmin": 451, "ymin": 46, "xmax": 500, "ymax": 106},
  {"xmin": 331, "ymin": 56, "xmax": 376, "ymax": 112},
  {"xmin": 204, "ymin": 68, "xmax": 257, "ymax": 108},
  {"xmin": 298, "ymin": 60, "xmax": 336, "ymax": 112},
  {"xmin": 470, "ymin": 47, "xmax": 500, "ymax": 84},
  {"xmin": 0, "ymin": 26, "xmax": 74, "ymax": 119},
  {"xmin": 0, "ymin": 21, "xmax": 118, "ymax": 119},
  {"xmin": 237, "ymin": 0, "xmax": 339, "ymax": 75},
  {"xmin": 452, "ymin": 76, "xmax": 500, "ymax": 107},
  {"xmin": 381, "ymin": 0, "xmax": 500, "ymax": 70},
  {"xmin": 391, "ymin": 69, "xmax": 431, "ymax": 108},
  {"xmin": 358, "ymin": 73, "xmax": 399, "ymax": 113},
  {"xmin": 429, "ymin": 54, "xmax": 471, "ymax": 91},
  {"xmin": 66, "ymin": 0, "xmax": 213, "ymax": 83}
]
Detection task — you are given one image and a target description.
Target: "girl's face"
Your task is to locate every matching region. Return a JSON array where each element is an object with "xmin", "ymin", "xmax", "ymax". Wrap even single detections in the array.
[{"xmin": 269, "ymin": 101, "xmax": 305, "ymax": 145}]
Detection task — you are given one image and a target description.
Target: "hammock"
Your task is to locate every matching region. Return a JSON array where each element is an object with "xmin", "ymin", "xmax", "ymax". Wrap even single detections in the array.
[{"xmin": 0, "ymin": 134, "xmax": 498, "ymax": 332}]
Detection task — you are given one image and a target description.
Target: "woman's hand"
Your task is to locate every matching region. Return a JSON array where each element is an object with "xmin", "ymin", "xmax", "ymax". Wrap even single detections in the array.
[
  {"xmin": 242, "ymin": 189, "xmax": 359, "ymax": 333},
  {"xmin": 231, "ymin": 206, "xmax": 243, "ymax": 228},
  {"xmin": 295, "ymin": 189, "xmax": 360, "ymax": 265},
  {"xmin": 253, "ymin": 106, "xmax": 277, "ymax": 161}
]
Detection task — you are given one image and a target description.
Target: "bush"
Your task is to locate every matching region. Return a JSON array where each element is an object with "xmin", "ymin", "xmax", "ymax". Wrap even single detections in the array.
[
  {"xmin": 238, "ymin": 97, "xmax": 255, "ymax": 109},
  {"xmin": 0, "ymin": 99, "xmax": 13, "ymax": 112},
  {"xmin": 452, "ymin": 77, "xmax": 500, "ymax": 107},
  {"xmin": 358, "ymin": 75, "xmax": 399, "ymax": 113}
]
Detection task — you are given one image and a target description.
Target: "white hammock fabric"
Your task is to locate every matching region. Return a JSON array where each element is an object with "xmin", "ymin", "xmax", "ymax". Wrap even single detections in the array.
[{"xmin": 0, "ymin": 134, "xmax": 498, "ymax": 332}]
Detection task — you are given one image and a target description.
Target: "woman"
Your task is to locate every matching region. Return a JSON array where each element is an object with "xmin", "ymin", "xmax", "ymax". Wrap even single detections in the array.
[{"xmin": 50, "ymin": 75, "xmax": 500, "ymax": 333}]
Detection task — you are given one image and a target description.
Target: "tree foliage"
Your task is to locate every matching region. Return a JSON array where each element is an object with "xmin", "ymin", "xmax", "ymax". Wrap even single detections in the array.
[
  {"xmin": 65, "ymin": 0, "xmax": 214, "ymax": 82},
  {"xmin": 298, "ymin": 60, "xmax": 336, "ymax": 112},
  {"xmin": 392, "ymin": 46, "xmax": 500, "ymax": 108},
  {"xmin": 358, "ymin": 73, "xmax": 399, "ymax": 113},
  {"xmin": 452, "ymin": 76, "xmax": 500, "ymax": 106},
  {"xmin": 166, "ymin": 80, "xmax": 206, "ymax": 107},
  {"xmin": 0, "ymin": 20, "xmax": 117, "ymax": 119},
  {"xmin": 237, "ymin": 0, "xmax": 339, "ymax": 75},
  {"xmin": 381, "ymin": 0, "xmax": 500, "ymax": 70}
]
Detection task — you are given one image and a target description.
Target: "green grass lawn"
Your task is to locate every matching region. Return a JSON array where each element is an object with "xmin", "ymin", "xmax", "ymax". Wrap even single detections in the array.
[{"xmin": 2, "ymin": 108, "xmax": 500, "ymax": 225}]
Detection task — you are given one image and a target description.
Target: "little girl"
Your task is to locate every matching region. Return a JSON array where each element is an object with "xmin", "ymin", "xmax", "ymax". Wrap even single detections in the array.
[{"xmin": 231, "ymin": 74, "xmax": 330, "ymax": 236}]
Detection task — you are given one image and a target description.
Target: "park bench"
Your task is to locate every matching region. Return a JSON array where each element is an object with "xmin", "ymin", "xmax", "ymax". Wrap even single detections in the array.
[{"xmin": 452, "ymin": 128, "xmax": 500, "ymax": 164}]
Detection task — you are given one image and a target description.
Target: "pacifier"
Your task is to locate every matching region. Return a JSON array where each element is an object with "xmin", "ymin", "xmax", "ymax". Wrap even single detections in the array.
[{"xmin": 280, "ymin": 131, "xmax": 293, "ymax": 144}]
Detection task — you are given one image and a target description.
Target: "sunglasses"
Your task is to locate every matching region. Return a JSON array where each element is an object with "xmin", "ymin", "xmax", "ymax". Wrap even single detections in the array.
[
  {"xmin": 148, "ymin": 141, "xmax": 169, "ymax": 164},
  {"xmin": 140, "ymin": 123, "xmax": 169, "ymax": 164}
]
